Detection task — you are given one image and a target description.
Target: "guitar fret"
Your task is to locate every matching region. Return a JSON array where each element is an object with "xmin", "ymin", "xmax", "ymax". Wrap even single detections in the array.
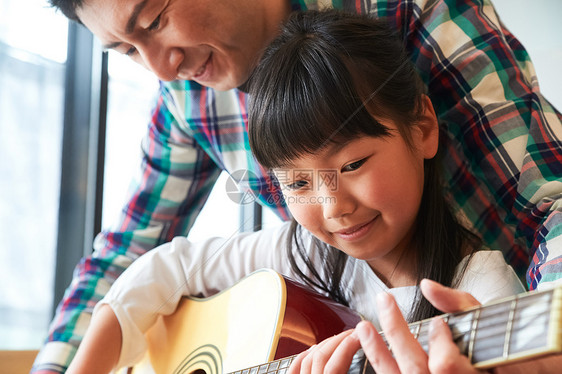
[
  {"xmin": 412, "ymin": 322, "xmax": 422, "ymax": 339},
  {"xmin": 467, "ymin": 308, "xmax": 481, "ymax": 362},
  {"xmin": 268, "ymin": 361, "xmax": 280, "ymax": 372},
  {"xmin": 223, "ymin": 285, "xmax": 561, "ymax": 374},
  {"xmin": 503, "ymin": 298, "xmax": 518, "ymax": 358},
  {"xmin": 279, "ymin": 357, "xmax": 293, "ymax": 369}
]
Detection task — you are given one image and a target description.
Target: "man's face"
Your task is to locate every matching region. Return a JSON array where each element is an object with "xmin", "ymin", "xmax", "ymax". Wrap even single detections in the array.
[{"xmin": 77, "ymin": 0, "xmax": 290, "ymax": 90}]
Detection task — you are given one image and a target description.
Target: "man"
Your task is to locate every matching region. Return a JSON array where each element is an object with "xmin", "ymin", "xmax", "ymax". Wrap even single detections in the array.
[{"xmin": 34, "ymin": 0, "xmax": 562, "ymax": 372}]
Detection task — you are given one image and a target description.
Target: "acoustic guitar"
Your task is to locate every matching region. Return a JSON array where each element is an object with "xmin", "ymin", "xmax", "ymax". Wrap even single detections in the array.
[{"xmin": 128, "ymin": 269, "xmax": 562, "ymax": 374}]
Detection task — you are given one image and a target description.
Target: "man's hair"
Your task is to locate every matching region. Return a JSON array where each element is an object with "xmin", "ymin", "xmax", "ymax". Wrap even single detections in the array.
[{"xmin": 49, "ymin": 0, "xmax": 84, "ymax": 23}]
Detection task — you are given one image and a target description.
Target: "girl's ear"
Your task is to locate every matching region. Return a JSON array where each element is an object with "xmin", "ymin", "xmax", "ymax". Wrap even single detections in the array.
[{"xmin": 416, "ymin": 95, "xmax": 439, "ymax": 159}]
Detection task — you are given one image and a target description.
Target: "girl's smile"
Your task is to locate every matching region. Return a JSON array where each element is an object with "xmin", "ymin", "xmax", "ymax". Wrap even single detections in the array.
[
  {"xmin": 332, "ymin": 215, "xmax": 378, "ymax": 242},
  {"xmin": 274, "ymin": 111, "xmax": 438, "ymax": 285}
]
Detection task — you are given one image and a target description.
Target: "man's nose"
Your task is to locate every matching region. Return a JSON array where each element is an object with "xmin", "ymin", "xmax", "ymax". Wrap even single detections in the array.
[{"xmin": 139, "ymin": 43, "xmax": 184, "ymax": 81}]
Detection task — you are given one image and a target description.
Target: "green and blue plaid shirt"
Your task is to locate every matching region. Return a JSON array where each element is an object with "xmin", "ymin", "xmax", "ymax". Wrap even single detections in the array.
[{"xmin": 33, "ymin": 0, "xmax": 562, "ymax": 372}]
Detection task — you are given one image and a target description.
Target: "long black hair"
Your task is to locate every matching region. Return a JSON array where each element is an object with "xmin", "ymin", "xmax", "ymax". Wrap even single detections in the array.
[{"xmin": 248, "ymin": 10, "xmax": 481, "ymax": 322}]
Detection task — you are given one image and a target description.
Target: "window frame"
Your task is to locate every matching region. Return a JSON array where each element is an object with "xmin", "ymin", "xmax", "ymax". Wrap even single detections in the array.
[{"xmin": 52, "ymin": 23, "xmax": 108, "ymax": 314}]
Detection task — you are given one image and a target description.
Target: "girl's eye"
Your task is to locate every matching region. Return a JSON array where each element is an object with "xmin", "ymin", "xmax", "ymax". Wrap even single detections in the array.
[
  {"xmin": 342, "ymin": 158, "xmax": 367, "ymax": 172},
  {"xmin": 148, "ymin": 14, "xmax": 162, "ymax": 31},
  {"xmin": 286, "ymin": 180, "xmax": 309, "ymax": 190}
]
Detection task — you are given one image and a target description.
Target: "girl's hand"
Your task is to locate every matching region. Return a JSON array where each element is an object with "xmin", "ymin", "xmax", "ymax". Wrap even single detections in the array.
[
  {"xmin": 66, "ymin": 304, "xmax": 122, "ymax": 374},
  {"xmin": 287, "ymin": 329, "xmax": 359, "ymax": 374},
  {"xmin": 287, "ymin": 279, "xmax": 485, "ymax": 374},
  {"xmin": 359, "ymin": 281, "xmax": 562, "ymax": 374},
  {"xmin": 357, "ymin": 286, "xmax": 482, "ymax": 374},
  {"xmin": 287, "ymin": 281, "xmax": 562, "ymax": 374}
]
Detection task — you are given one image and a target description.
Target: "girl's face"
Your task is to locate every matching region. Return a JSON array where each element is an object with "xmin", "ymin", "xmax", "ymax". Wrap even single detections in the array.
[{"xmin": 275, "ymin": 110, "xmax": 438, "ymax": 284}]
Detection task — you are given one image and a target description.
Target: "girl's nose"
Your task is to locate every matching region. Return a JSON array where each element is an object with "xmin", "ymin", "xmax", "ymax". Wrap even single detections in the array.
[{"xmin": 321, "ymin": 188, "xmax": 355, "ymax": 220}]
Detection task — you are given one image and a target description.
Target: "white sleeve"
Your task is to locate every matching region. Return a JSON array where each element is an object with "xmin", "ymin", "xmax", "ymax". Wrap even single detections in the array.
[
  {"xmin": 456, "ymin": 250, "xmax": 526, "ymax": 305},
  {"xmin": 94, "ymin": 222, "xmax": 296, "ymax": 368}
]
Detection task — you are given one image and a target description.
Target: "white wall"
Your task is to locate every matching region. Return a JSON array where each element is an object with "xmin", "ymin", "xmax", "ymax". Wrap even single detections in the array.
[{"xmin": 492, "ymin": 0, "xmax": 562, "ymax": 110}]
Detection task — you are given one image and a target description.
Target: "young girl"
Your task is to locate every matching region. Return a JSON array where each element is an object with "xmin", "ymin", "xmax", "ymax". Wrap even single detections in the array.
[{"xmin": 67, "ymin": 10, "xmax": 524, "ymax": 374}]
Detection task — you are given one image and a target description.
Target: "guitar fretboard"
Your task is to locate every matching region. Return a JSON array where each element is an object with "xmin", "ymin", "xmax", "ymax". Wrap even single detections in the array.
[
  {"xmin": 230, "ymin": 356, "xmax": 296, "ymax": 374},
  {"xmin": 405, "ymin": 286, "xmax": 562, "ymax": 368},
  {"xmin": 228, "ymin": 286, "xmax": 562, "ymax": 374}
]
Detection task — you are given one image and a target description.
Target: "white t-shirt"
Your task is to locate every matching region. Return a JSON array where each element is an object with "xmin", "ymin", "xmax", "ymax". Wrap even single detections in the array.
[{"xmin": 96, "ymin": 222, "xmax": 525, "ymax": 368}]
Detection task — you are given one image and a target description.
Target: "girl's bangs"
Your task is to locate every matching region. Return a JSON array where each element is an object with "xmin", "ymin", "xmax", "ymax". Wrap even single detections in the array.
[{"xmin": 250, "ymin": 43, "xmax": 388, "ymax": 169}]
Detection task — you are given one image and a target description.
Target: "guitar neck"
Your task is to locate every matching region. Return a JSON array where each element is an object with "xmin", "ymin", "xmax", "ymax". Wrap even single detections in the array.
[
  {"xmin": 228, "ymin": 286, "xmax": 562, "ymax": 374},
  {"xmin": 408, "ymin": 285, "xmax": 562, "ymax": 368}
]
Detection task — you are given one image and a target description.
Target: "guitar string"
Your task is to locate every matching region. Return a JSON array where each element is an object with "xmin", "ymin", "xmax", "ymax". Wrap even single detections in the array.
[
  {"xmin": 226, "ymin": 298, "xmax": 557, "ymax": 374},
  {"xmin": 227, "ymin": 355, "xmax": 298, "ymax": 374},
  {"xmin": 411, "ymin": 291, "xmax": 552, "ymax": 333},
  {"xmin": 223, "ymin": 292, "xmax": 560, "ymax": 374},
  {"xmin": 378, "ymin": 302, "xmax": 553, "ymax": 349},
  {"xmin": 229, "ymin": 320, "xmax": 562, "ymax": 374}
]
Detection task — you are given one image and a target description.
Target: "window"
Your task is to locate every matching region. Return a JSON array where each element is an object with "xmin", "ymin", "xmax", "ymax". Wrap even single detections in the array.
[{"xmin": 0, "ymin": 0, "xmax": 67, "ymax": 348}]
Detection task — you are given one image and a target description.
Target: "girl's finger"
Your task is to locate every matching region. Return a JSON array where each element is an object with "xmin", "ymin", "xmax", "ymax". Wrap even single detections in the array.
[
  {"xmin": 307, "ymin": 330, "xmax": 354, "ymax": 374},
  {"xmin": 427, "ymin": 317, "xmax": 480, "ymax": 374},
  {"xmin": 355, "ymin": 320, "xmax": 400, "ymax": 374},
  {"xmin": 377, "ymin": 292, "xmax": 430, "ymax": 374},
  {"xmin": 420, "ymin": 279, "xmax": 480, "ymax": 313},
  {"xmin": 287, "ymin": 347, "xmax": 312, "ymax": 374},
  {"xmin": 321, "ymin": 330, "xmax": 362, "ymax": 374},
  {"xmin": 287, "ymin": 329, "xmax": 354, "ymax": 374}
]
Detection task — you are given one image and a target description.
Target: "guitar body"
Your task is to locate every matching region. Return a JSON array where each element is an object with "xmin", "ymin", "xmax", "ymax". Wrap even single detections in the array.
[
  {"xmin": 131, "ymin": 269, "xmax": 361, "ymax": 374},
  {"xmin": 127, "ymin": 269, "xmax": 562, "ymax": 374}
]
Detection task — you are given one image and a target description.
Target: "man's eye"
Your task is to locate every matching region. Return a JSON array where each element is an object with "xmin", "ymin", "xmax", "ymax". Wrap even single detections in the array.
[
  {"xmin": 342, "ymin": 158, "xmax": 366, "ymax": 172},
  {"xmin": 125, "ymin": 46, "xmax": 137, "ymax": 56},
  {"xmin": 148, "ymin": 14, "xmax": 161, "ymax": 31},
  {"xmin": 286, "ymin": 180, "xmax": 308, "ymax": 190}
]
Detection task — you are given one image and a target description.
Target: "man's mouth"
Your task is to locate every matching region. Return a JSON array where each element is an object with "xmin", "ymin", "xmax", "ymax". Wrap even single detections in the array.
[{"xmin": 193, "ymin": 54, "xmax": 212, "ymax": 78}]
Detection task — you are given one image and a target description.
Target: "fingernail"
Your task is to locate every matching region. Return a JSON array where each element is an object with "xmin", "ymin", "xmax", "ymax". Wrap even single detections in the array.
[
  {"xmin": 429, "ymin": 317, "xmax": 442, "ymax": 338},
  {"xmin": 376, "ymin": 292, "xmax": 392, "ymax": 309},
  {"xmin": 356, "ymin": 321, "xmax": 372, "ymax": 341}
]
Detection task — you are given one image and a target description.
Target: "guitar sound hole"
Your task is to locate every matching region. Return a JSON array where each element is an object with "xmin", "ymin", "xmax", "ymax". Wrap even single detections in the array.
[{"xmin": 191, "ymin": 369, "xmax": 206, "ymax": 374}]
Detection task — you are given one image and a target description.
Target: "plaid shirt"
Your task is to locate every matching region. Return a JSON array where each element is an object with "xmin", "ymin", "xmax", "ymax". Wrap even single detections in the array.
[{"xmin": 33, "ymin": 0, "xmax": 562, "ymax": 372}]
